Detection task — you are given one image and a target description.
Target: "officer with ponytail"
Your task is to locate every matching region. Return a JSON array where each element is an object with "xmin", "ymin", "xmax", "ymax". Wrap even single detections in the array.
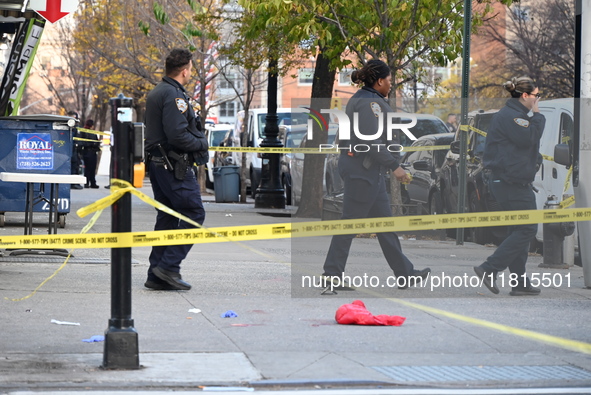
[
  {"xmin": 474, "ymin": 76, "xmax": 545, "ymax": 296},
  {"xmin": 321, "ymin": 59, "xmax": 431, "ymax": 292}
]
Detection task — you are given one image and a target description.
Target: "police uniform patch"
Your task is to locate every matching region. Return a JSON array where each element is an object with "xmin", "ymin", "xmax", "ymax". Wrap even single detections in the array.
[
  {"xmin": 176, "ymin": 98, "xmax": 188, "ymax": 113},
  {"xmin": 370, "ymin": 102, "xmax": 381, "ymax": 117},
  {"xmin": 514, "ymin": 118, "xmax": 530, "ymax": 127}
]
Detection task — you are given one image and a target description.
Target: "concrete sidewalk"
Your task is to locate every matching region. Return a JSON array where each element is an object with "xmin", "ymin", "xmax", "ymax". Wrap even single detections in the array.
[{"xmin": 1, "ymin": 174, "xmax": 591, "ymax": 393}]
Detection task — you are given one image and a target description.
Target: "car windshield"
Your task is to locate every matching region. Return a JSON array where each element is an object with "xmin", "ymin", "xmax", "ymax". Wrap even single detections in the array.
[
  {"xmin": 258, "ymin": 112, "xmax": 309, "ymax": 139},
  {"xmin": 400, "ymin": 118, "xmax": 449, "ymax": 147},
  {"xmin": 328, "ymin": 127, "xmax": 337, "ymax": 144},
  {"xmin": 472, "ymin": 115, "xmax": 493, "ymax": 157},
  {"xmin": 287, "ymin": 131, "xmax": 307, "ymax": 148},
  {"xmin": 210, "ymin": 129, "xmax": 227, "ymax": 146}
]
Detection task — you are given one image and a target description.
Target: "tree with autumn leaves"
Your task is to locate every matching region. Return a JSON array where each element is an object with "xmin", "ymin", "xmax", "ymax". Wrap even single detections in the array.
[
  {"xmin": 68, "ymin": 0, "xmax": 520, "ymax": 216},
  {"xmin": 238, "ymin": 0, "xmax": 515, "ymax": 217}
]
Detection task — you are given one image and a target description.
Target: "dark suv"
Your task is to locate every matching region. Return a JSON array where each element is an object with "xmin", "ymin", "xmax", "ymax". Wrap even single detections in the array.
[
  {"xmin": 439, "ymin": 109, "xmax": 507, "ymax": 245},
  {"xmin": 400, "ymin": 133, "xmax": 455, "ymax": 215}
]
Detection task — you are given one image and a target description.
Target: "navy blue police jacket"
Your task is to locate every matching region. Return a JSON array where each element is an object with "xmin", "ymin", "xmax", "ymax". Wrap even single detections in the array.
[
  {"xmin": 144, "ymin": 76, "xmax": 208, "ymax": 158},
  {"xmin": 338, "ymin": 86, "xmax": 402, "ymax": 191},
  {"xmin": 482, "ymin": 98, "xmax": 545, "ymax": 185}
]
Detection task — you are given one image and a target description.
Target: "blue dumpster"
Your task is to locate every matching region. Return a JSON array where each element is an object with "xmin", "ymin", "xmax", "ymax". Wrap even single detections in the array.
[{"xmin": 0, "ymin": 115, "xmax": 75, "ymax": 228}]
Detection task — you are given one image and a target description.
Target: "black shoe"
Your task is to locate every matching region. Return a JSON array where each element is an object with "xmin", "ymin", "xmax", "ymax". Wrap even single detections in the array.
[
  {"xmin": 473, "ymin": 265, "xmax": 499, "ymax": 294},
  {"xmin": 84, "ymin": 184, "xmax": 89, "ymax": 188},
  {"xmin": 90, "ymin": 184, "xmax": 99, "ymax": 189},
  {"xmin": 104, "ymin": 185, "xmax": 111, "ymax": 189},
  {"xmin": 152, "ymin": 267, "xmax": 191, "ymax": 290},
  {"xmin": 398, "ymin": 267, "xmax": 431, "ymax": 289},
  {"xmin": 320, "ymin": 275, "xmax": 356, "ymax": 293},
  {"xmin": 71, "ymin": 184, "xmax": 83, "ymax": 190},
  {"xmin": 144, "ymin": 279, "xmax": 178, "ymax": 291},
  {"xmin": 510, "ymin": 284, "xmax": 541, "ymax": 296}
]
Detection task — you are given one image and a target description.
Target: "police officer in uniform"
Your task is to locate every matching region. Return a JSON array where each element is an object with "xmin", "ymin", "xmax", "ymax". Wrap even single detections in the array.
[
  {"xmin": 322, "ymin": 60, "xmax": 430, "ymax": 292},
  {"xmin": 144, "ymin": 48, "xmax": 208, "ymax": 291},
  {"xmin": 474, "ymin": 76, "xmax": 545, "ymax": 296}
]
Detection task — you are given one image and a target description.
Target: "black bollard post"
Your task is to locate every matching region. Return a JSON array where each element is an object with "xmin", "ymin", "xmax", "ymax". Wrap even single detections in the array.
[{"xmin": 102, "ymin": 94, "xmax": 140, "ymax": 369}]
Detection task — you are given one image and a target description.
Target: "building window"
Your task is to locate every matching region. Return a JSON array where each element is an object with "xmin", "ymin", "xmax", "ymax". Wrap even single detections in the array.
[
  {"xmin": 338, "ymin": 69, "xmax": 352, "ymax": 85},
  {"xmin": 220, "ymin": 101, "xmax": 236, "ymax": 118},
  {"xmin": 512, "ymin": 5, "xmax": 531, "ymax": 21},
  {"xmin": 298, "ymin": 68, "xmax": 314, "ymax": 85},
  {"xmin": 220, "ymin": 72, "xmax": 243, "ymax": 90}
]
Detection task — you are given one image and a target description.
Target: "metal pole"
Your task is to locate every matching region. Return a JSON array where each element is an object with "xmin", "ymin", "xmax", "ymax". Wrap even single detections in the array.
[
  {"xmin": 573, "ymin": 0, "xmax": 591, "ymax": 286},
  {"xmin": 254, "ymin": 57, "xmax": 286, "ymax": 209},
  {"xmin": 103, "ymin": 93, "xmax": 139, "ymax": 369},
  {"xmin": 455, "ymin": 0, "xmax": 472, "ymax": 245},
  {"xmin": 413, "ymin": 78, "xmax": 418, "ymax": 113}
]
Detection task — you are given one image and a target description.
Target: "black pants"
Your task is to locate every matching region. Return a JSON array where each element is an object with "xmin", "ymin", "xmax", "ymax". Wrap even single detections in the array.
[
  {"xmin": 481, "ymin": 178, "xmax": 537, "ymax": 285},
  {"xmin": 82, "ymin": 149, "xmax": 98, "ymax": 186},
  {"xmin": 323, "ymin": 174, "xmax": 414, "ymax": 278},
  {"xmin": 147, "ymin": 161, "xmax": 205, "ymax": 279}
]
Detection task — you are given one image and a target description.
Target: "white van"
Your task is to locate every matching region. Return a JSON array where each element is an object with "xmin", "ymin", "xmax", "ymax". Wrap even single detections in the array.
[
  {"xmin": 533, "ymin": 98, "xmax": 577, "ymax": 263},
  {"xmin": 204, "ymin": 123, "xmax": 234, "ymax": 189},
  {"xmin": 234, "ymin": 108, "xmax": 309, "ymax": 197}
]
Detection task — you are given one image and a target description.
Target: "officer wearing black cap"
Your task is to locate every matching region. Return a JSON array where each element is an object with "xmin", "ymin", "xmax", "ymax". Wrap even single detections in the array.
[
  {"xmin": 321, "ymin": 59, "xmax": 430, "ymax": 292},
  {"xmin": 144, "ymin": 48, "xmax": 208, "ymax": 291},
  {"xmin": 474, "ymin": 76, "xmax": 545, "ymax": 296}
]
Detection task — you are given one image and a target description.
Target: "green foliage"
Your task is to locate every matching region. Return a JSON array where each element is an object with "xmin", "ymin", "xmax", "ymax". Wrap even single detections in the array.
[
  {"xmin": 153, "ymin": 2, "xmax": 170, "ymax": 25},
  {"xmin": 182, "ymin": 22, "xmax": 203, "ymax": 39},
  {"xmin": 239, "ymin": 0, "xmax": 518, "ymax": 96},
  {"xmin": 186, "ymin": 0, "xmax": 203, "ymax": 14},
  {"xmin": 138, "ymin": 20, "xmax": 150, "ymax": 36}
]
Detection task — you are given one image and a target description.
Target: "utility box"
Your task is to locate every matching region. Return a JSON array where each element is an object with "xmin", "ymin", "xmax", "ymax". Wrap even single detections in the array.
[
  {"xmin": 213, "ymin": 166, "xmax": 240, "ymax": 203},
  {"xmin": 0, "ymin": 115, "xmax": 75, "ymax": 227}
]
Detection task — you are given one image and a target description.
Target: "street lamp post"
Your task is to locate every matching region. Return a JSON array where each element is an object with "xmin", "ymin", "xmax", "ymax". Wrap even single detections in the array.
[
  {"xmin": 254, "ymin": 58, "xmax": 285, "ymax": 209},
  {"xmin": 102, "ymin": 94, "xmax": 139, "ymax": 369}
]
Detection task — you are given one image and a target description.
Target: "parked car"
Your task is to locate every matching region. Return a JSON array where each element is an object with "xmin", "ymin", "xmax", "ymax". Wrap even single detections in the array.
[
  {"xmin": 400, "ymin": 133, "xmax": 455, "ymax": 215},
  {"xmin": 279, "ymin": 124, "xmax": 308, "ymax": 205},
  {"xmin": 213, "ymin": 125, "xmax": 239, "ymax": 169},
  {"xmin": 324, "ymin": 113, "xmax": 450, "ymax": 196},
  {"xmin": 205, "ymin": 123, "xmax": 233, "ymax": 189},
  {"xmin": 533, "ymin": 98, "xmax": 578, "ymax": 263},
  {"xmin": 288, "ymin": 124, "xmax": 338, "ymax": 206},
  {"xmin": 233, "ymin": 108, "xmax": 310, "ymax": 197},
  {"xmin": 439, "ymin": 109, "xmax": 507, "ymax": 245}
]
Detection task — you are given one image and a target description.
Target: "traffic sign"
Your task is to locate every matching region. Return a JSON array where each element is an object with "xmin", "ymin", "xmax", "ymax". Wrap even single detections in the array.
[{"xmin": 30, "ymin": 0, "xmax": 79, "ymax": 23}]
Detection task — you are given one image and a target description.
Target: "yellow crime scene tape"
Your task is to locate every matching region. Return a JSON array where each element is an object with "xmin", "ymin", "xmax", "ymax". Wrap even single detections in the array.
[
  {"xmin": 76, "ymin": 127, "xmax": 111, "ymax": 137},
  {"xmin": 1, "ymin": 197, "xmax": 590, "ymax": 250},
  {"xmin": 73, "ymin": 128, "xmax": 110, "ymax": 143},
  {"xmin": 209, "ymin": 145, "xmax": 451, "ymax": 154},
  {"xmin": 5, "ymin": 179, "xmax": 591, "ymax": 355}
]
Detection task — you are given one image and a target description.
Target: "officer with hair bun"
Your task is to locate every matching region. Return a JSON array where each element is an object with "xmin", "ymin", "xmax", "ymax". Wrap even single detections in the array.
[
  {"xmin": 321, "ymin": 59, "xmax": 431, "ymax": 292},
  {"xmin": 474, "ymin": 76, "xmax": 545, "ymax": 296}
]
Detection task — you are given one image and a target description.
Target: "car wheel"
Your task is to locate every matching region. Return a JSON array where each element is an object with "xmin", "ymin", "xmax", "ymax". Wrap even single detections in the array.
[
  {"xmin": 429, "ymin": 192, "xmax": 443, "ymax": 215},
  {"xmin": 283, "ymin": 175, "xmax": 292, "ymax": 206},
  {"xmin": 205, "ymin": 169, "xmax": 214, "ymax": 189},
  {"xmin": 250, "ymin": 169, "xmax": 257, "ymax": 199},
  {"xmin": 400, "ymin": 187, "xmax": 411, "ymax": 215},
  {"xmin": 468, "ymin": 189, "xmax": 490, "ymax": 245},
  {"xmin": 325, "ymin": 173, "xmax": 333, "ymax": 195}
]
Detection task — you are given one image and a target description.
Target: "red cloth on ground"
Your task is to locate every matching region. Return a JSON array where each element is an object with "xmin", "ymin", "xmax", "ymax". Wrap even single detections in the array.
[{"xmin": 335, "ymin": 300, "xmax": 405, "ymax": 326}]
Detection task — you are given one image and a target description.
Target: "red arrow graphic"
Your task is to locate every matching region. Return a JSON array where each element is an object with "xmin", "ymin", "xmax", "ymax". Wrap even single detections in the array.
[{"xmin": 37, "ymin": 0, "xmax": 69, "ymax": 23}]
